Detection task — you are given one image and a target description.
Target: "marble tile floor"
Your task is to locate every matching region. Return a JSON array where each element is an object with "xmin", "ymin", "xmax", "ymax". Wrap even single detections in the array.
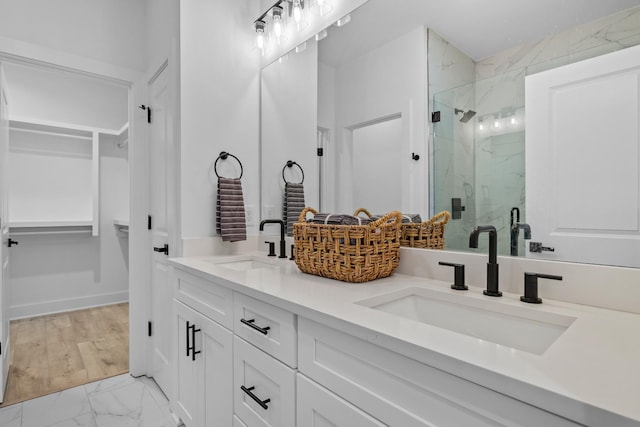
[{"xmin": 0, "ymin": 373, "xmax": 183, "ymax": 427}]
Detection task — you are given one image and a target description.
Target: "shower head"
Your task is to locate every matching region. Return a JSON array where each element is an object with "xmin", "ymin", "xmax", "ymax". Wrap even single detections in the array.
[
  {"xmin": 454, "ymin": 108, "xmax": 477, "ymax": 123},
  {"xmin": 460, "ymin": 110, "xmax": 477, "ymax": 123}
]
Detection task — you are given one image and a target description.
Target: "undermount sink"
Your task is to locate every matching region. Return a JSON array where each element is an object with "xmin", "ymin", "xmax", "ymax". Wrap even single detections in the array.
[
  {"xmin": 203, "ymin": 256, "xmax": 280, "ymax": 271},
  {"xmin": 356, "ymin": 287, "xmax": 576, "ymax": 355}
]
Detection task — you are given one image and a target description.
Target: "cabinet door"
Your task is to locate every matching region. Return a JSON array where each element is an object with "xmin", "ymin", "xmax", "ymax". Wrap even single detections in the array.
[
  {"xmin": 200, "ymin": 307, "xmax": 233, "ymax": 427},
  {"xmin": 297, "ymin": 374, "xmax": 385, "ymax": 427},
  {"xmin": 173, "ymin": 300, "xmax": 201, "ymax": 427},
  {"xmin": 172, "ymin": 300, "xmax": 233, "ymax": 427}
]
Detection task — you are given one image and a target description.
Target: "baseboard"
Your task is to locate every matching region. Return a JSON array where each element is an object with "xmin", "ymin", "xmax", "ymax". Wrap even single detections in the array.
[{"xmin": 9, "ymin": 291, "xmax": 129, "ymax": 320}]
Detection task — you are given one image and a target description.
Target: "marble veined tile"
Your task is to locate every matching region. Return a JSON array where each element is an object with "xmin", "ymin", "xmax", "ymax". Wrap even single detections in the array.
[
  {"xmin": 90, "ymin": 381, "xmax": 176, "ymax": 427},
  {"xmin": 0, "ymin": 403, "xmax": 22, "ymax": 427},
  {"xmin": 49, "ymin": 412, "xmax": 97, "ymax": 427},
  {"xmin": 21, "ymin": 385, "xmax": 92, "ymax": 427},
  {"xmin": 85, "ymin": 373, "xmax": 136, "ymax": 396}
]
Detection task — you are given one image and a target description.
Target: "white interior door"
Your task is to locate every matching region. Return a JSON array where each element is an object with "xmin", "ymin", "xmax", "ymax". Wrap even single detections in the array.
[
  {"xmin": 526, "ymin": 45, "xmax": 640, "ymax": 267},
  {"xmin": 0, "ymin": 64, "xmax": 10, "ymax": 402},
  {"xmin": 149, "ymin": 63, "xmax": 172, "ymax": 393}
]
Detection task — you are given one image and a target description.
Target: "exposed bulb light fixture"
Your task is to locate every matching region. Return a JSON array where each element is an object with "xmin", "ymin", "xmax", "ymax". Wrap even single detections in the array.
[
  {"xmin": 292, "ymin": 0, "xmax": 303, "ymax": 25},
  {"xmin": 254, "ymin": 20, "xmax": 266, "ymax": 54},
  {"xmin": 478, "ymin": 118, "xmax": 484, "ymax": 131},
  {"xmin": 493, "ymin": 115, "xmax": 500, "ymax": 129},
  {"xmin": 272, "ymin": 6, "xmax": 283, "ymax": 41}
]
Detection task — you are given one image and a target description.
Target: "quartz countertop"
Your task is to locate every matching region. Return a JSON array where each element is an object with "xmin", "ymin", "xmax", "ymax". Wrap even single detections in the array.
[{"xmin": 169, "ymin": 253, "xmax": 640, "ymax": 426}]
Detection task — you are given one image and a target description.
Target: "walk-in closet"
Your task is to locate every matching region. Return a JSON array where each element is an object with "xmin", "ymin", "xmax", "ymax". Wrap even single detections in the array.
[{"xmin": 1, "ymin": 61, "xmax": 130, "ymax": 405}]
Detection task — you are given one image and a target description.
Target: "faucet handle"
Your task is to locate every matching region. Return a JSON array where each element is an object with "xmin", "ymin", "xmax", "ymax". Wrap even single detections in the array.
[
  {"xmin": 264, "ymin": 241, "xmax": 276, "ymax": 257},
  {"xmin": 521, "ymin": 272, "xmax": 562, "ymax": 304},
  {"xmin": 439, "ymin": 262, "xmax": 468, "ymax": 290}
]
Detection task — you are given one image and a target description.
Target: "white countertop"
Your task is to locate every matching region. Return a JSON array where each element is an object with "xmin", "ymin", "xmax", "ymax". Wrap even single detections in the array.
[{"xmin": 169, "ymin": 253, "xmax": 640, "ymax": 426}]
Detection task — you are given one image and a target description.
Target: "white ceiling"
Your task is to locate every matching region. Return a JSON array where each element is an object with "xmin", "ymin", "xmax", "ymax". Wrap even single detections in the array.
[{"xmin": 319, "ymin": 0, "xmax": 640, "ymax": 66}]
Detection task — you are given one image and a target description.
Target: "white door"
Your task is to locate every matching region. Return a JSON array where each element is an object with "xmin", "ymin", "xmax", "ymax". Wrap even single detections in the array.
[
  {"xmin": 526, "ymin": 45, "xmax": 640, "ymax": 267},
  {"xmin": 0, "ymin": 64, "xmax": 10, "ymax": 401},
  {"xmin": 149, "ymin": 63, "xmax": 172, "ymax": 393}
]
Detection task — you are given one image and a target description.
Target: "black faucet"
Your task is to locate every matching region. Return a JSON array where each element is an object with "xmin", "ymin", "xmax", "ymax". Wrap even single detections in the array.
[
  {"xmin": 259, "ymin": 219, "xmax": 287, "ymax": 259},
  {"xmin": 509, "ymin": 207, "xmax": 531, "ymax": 256},
  {"xmin": 469, "ymin": 225, "xmax": 501, "ymax": 297}
]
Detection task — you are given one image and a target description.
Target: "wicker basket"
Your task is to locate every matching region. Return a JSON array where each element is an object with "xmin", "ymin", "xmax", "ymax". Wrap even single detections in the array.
[
  {"xmin": 354, "ymin": 208, "xmax": 451, "ymax": 249},
  {"xmin": 293, "ymin": 207, "xmax": 402, "ymax": 283}
]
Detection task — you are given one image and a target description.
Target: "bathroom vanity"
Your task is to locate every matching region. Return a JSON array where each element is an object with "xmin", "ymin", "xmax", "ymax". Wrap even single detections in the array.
[{"xmin": 168, "ymin": 251, "xmax": 640, "ymax": 427}]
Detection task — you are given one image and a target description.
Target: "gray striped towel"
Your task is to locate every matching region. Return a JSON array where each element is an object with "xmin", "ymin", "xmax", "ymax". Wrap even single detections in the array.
[
  {"xmin": 370, "ymin": 213, "xmax": 422, "ymax": 223},
  {"xmin": 310, "ymin": 214, "xmax": 372, "ymax": 226},
  {"xmin": 283, "ymin": 182, "xmax": 305, "ymax": 236},
  {"xmin": 216, "ymin": 177, "xmax": 247, "ymax": 242}
]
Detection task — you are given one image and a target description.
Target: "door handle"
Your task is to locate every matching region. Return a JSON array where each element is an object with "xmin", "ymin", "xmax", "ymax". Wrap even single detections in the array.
[
  {"xmin": 186, "ymin": 321, "xmax": 192, "ymax": 358},
  {"xmin": 153, "ymin": 244, "xmax": 169, "ymax": 255},
  {"xmin": 529, "ymin": 242, "xmax": 555, "ymax": 253},
  {"xmin": 8, "ymin": 239, "xmax": 18, "ymax": 247}
]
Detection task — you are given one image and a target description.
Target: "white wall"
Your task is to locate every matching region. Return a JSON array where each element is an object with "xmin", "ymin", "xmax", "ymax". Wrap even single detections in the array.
[
  {"xmin": 9, "ymin": 132, "xmax": 129, "ymax": 319},
  {"xmin": 0, "ymin": 0, "xmax": 147, "ymax": 72},
  {"xmin": 180, "ymin": 0, "xmax": 261, "ymax": 239},
  {"xmin": 146, "ymin": 0, "xmax": 179, "ymax": 73},
  {"xmin": 3, "ymin": 64, "xmax": 128, "ymax": 129}
]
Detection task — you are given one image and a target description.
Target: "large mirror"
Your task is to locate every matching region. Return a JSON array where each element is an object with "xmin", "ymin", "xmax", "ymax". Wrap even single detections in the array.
[{"xmin": 260, "ymin": 0, "xmax": 640, "ymax": 267}]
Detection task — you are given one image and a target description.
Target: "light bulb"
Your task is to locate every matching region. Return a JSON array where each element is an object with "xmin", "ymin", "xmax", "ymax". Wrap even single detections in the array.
[
  {"xmin": 292, "ymin": 0, "xmax": 302, "ymax": 24},
  {"xmin": 478, "ymin": 119, "xmax": 484, "ymax": 131},
  {"xmin": 272, "ymin": 6, "xmax": 283, "ymax": 40},
  {"xmin": 334, "ymin": 14, "xmax": 351, "ymax": 27},
  {"xmin": 255, "ymin": 21, "xmax": 265, "ymax": 54},
  {"xmin": 493, "ymin": 116, "xmax": 500, "ymax": 129},
  {"xmin": 315, "ymin": 29, "xmax": 327, "ymax": 41},
  {"xmin": 510, "ymin": 115, "xmax": 517, "ymax": 125}
]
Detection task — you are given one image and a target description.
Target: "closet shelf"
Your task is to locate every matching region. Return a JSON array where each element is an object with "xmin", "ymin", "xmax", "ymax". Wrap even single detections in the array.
[{"xmin": 9, "ymin": 220, "xmax": 93, "ymax": 228}]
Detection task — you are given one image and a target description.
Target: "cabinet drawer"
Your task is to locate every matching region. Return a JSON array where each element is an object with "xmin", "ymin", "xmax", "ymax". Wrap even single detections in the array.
[
  {"xmin": 234, "ymin": 336, "xmax": 295, "ymax": 427},
  {"xmin": 299, "ymin": 317, "xmax": 582, "ymax": 427},
  {"xmin": 297, "ymin": 374, "xmax": 386, "ymax": 427},
  {"xmin": 234, "ymin": 292, "xmax": 297, "ymax": 368},
  {"xmin": 173, "ymin": 267, "xmax": 234, "ymax": 329}
]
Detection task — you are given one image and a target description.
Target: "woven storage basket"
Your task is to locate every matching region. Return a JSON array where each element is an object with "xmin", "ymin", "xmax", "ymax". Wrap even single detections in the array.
[
  {"xmin": 293, "ymin": 207, "xmax": 402, "ymax": 283},
  {"xmin": 354, "ymin": 208, "xmax": 451, "ymax": 249}
]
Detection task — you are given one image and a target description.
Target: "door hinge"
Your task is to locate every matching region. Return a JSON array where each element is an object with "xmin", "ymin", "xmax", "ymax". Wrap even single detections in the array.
[
  {"xmin": 431, "ymin": 111, "xmax": 441, "ymax": 123},
  {"xmin": 317, "ymin": 148, "xmax": 324, "ymax": 157},
  {"xmin": 148, "ymin": 321, "xmax": 152, "ymax": 337},
  {"xmin": 148, "ymin": 215, "xmax": 152, "ymax": 230}
]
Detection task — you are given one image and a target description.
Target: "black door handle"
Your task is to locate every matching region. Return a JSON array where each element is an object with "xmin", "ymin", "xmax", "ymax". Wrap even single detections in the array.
[
  {"xmin": 186, "ymin": 321, "xmax": 192, "ymax": 358},
  {"xmin": 8, "ymin": 239, "xmax": 18, "ymax": 247},
  {"xmin": 153, "ymin": 244, "xmax": 169, "ymax": 255}
]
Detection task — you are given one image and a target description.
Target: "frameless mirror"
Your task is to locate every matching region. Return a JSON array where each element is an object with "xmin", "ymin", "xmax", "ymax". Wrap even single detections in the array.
[{"xmin": 260, "ymin": 0, "xmax": 640, "ymax": 267}]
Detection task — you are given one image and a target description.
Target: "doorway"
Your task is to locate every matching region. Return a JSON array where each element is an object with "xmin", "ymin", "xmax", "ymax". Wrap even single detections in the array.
[{"xmin": 1, "ymin": 59, "xmax": 132, "ymax": 404}]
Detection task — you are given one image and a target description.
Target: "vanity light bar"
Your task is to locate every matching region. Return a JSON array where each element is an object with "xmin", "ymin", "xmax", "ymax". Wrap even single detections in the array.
[{"xmin": 253, "ymin": 0, "xmax": 337, "ymax": 55}]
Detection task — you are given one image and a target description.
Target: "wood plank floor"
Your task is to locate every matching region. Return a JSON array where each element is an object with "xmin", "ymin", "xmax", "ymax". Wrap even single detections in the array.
[{"xmin": 1, "ymin": 303, "xmax": 129, "ymax": 406}]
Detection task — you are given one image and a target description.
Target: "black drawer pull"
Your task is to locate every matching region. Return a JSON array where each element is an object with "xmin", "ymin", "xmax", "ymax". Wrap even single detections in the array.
[
  {"xmin": 241, "ymin": 386, "xmax": 270, "ymax": 410},
  {"xmin": 191, "ymin": 324, "xmax": 201, "ymax": 361},
  {"xmin": 186, "ymin": 321, "xmax": 192, "ymax": 357},
  {"xmin": 240, "ymin": 318, "xmax": 270, "ymax": 335}
]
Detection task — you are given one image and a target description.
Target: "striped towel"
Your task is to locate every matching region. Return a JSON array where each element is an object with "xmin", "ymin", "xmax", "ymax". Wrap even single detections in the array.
[
  {"xmin": 216, "ymin": 177, "xmax": 247, "ymax": 242},
  {"xmin": 370, "ymin": 213, "xmax": 422, "ymax": 223},
  {"xmin": 311, "ymin": 214, "xmax": 372, "ymax": 226},
  {"xmin": 283, "ymin": 182, "xmax": 305, "ymax": 236}
]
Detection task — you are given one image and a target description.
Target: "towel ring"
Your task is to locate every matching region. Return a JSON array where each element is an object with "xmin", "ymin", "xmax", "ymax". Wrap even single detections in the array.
[
  {"xmin": 214, "ymin": 151, "xmax": 243, "ymax": 179},
  {"xmin": 282, "ymin": 160, "xmax": 304, "ymax": 184}
]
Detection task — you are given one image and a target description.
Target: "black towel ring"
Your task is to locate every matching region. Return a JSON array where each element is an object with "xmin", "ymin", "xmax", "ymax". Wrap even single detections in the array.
[
  {"xmin": 282, "ymin": 160, "xmax": 304, "ymax": 184},
  {"xmin": 214, "ymin": 151, "xmax": 243, "ymax": 179}
]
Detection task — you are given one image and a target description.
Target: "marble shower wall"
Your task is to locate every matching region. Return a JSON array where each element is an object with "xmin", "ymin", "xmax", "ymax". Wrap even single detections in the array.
[{"xmin": 429, "ymin": 6, "xmax": 640, "ymax": 255}]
